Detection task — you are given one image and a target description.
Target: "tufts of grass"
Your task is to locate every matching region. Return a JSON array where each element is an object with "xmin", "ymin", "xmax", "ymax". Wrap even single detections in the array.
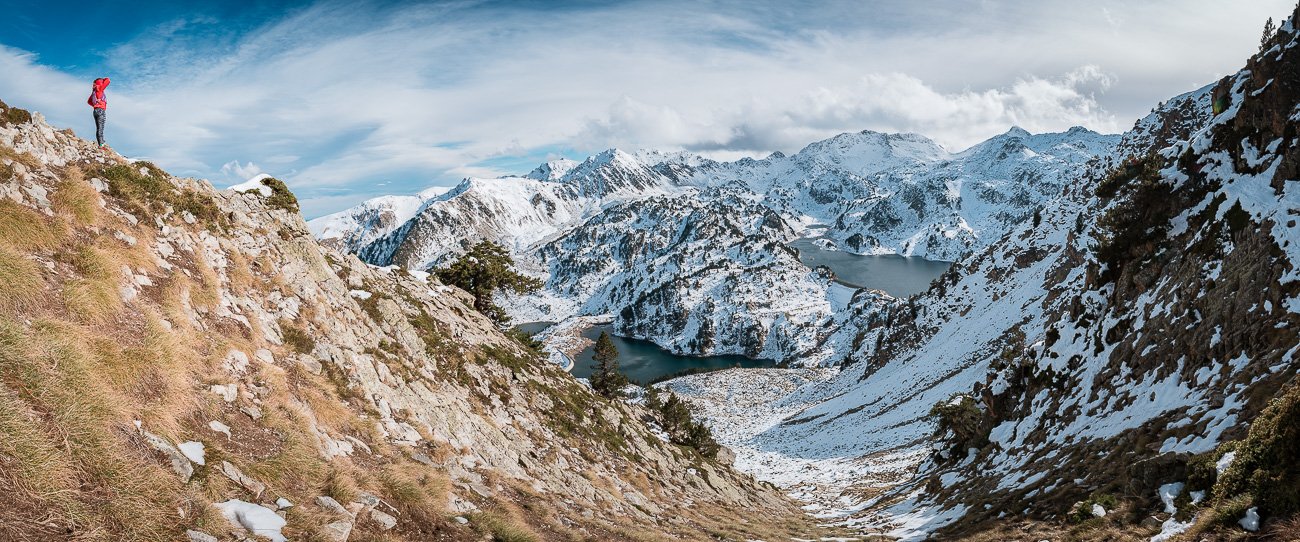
[
  {"xmin": 322, "ymin": 466, "xmax": 360, "ymax": 505},
  {"xmin": 0, "ymin": 319, "xmax": 183, "ymax": 541},
  {"xmin": 259, "ymin": 177, "xmax": 300, "ymax": 214},
  {"xmin": 51, "ymin": 167, "xmax": 101, "ymax": 225},
  {"xmin": 0, "ymin": 100, "xmax": 33, "ymax": 126},
  {"xmin": 281, "ymin": 320, "xmax": 316, "ymax": 354},
  {"xmin": 0, "ymin": 247, "xmax": 44, "ymax": 313},
  {"xmin": 60, "ymin": 245, "xmax": 123, "ymax": 323},
  {"xmin": 470, "ymin": 511, "xmax": 540, "ymax": 542},
  {"xmin": 97, "ymin": 162, "xmax": 225, "ymax": 227},
  {"xmin": 0, "ymin": 199, "xmax": 64, "ymax": 252}
]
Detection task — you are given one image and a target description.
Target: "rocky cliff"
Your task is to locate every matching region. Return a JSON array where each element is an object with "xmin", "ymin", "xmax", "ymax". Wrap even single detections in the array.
[
  {"xmin": 0, "ymin": 101, "xmax": 826, "ymax": 541},
  {"xmin": 665, "ymin": 6, "xmax": 1300, "ymax": 540}
]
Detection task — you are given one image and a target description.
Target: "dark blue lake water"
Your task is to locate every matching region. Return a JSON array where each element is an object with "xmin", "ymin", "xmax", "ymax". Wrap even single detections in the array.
[{"xmin": 788, "ymin": 237, "xmax": 951, "ymax": 298}]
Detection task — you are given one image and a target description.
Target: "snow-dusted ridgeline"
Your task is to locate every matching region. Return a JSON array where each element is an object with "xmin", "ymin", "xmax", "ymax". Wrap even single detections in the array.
[{"xmin": 312, "ymin": 127, "xmax": 1118, "ymax": 363}]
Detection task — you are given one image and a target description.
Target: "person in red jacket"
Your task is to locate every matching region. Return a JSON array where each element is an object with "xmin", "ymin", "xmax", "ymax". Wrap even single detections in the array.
[{"xmin": 87, "ymin": 77, "xmax": 110, "ymax": 147}]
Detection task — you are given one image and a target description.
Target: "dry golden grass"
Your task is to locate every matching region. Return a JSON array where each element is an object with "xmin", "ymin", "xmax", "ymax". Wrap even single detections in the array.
[
  {"xmin": 0, "ymin": 199, "xmax": 64, "ymax": 252},
  {"xmin": 0, "ymin": 144, "xmax": 41, "ymax": 171},
  {"xmin": 0, "ymin": 318, "xmax": 184, "ymax": 541},
  {"xmin": 0, "ymin": 246, "xmax": 44, "ymax": 311},
  {"xmin": 57, "ymin": 244, "xmax": 123, "ymax": 323},
  {"xmin": 51, "ymin": 167, "xmax": 101, "ymax": 225}
]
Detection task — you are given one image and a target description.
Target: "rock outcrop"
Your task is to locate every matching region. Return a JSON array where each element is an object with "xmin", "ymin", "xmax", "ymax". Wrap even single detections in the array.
[{"xmin": 0, "ymin": 100, "xmax": 821, "ymax": 541}]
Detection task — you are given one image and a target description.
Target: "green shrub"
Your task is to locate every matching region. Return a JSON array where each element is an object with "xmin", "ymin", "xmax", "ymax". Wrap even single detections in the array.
[
  {"xmin": 1068, "ymin": 493, "xmax": 1119, "ymax": 523},
  {"xmin": 1093, "ymin": 154, "xmax": 1174, "ymax": 284},
  {"xmin": 1212, "ymin": 382, "xmax": 1300, "ymax": 518},
  {"xmin": 258, "ymin": 177, "xmax": 300, "ymax": 214},
  {"xmin": 0, "ymin": 100, "xmax": 32, "ymax": 126},
  {"xmin": 98, "ymin": 162, "xmax": 224, "ymax": 226},
  {"xmin": 504, "ymin": 328, "xmax": 545, "ymax": 357},
  {"xmin": 645, "ymin": 387, "xmax": 719, "ymax": 459},
  {"xmin": 928, "ymin": 394, "xmax": 989, "ymax": 459}
]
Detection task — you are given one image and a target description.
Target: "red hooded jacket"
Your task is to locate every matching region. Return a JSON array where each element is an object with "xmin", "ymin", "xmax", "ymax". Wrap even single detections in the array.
[{"xmin": 87, "ymin": 78, "xmax": 110, "ymax": 109}]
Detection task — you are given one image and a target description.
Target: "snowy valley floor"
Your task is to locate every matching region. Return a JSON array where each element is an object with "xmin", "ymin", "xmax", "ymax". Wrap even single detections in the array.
[{"xmin": 662, "ymin": 368, "xmax": 931, "ymax": 535}]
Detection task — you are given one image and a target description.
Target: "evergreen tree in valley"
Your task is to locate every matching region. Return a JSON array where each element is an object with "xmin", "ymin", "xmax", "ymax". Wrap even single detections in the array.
[
  {"xmin": 589, "ymin": 331, "xmax": 629, "ymax": 398},
  {"xmin": 435, "ymin": 240, "xmax": 542, "ymax": 324}
]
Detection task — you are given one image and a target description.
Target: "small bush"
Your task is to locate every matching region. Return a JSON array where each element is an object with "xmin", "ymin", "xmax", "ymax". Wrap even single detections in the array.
[
  {"xmin": 258, "ymin": 177, "xmax": 300, "ymax": 214},
  {"xmin": 98, "ymin": 162, "xmax": 224, "ymax": 226},
  {"xmin": 646, "ymin": 387, "xmax": 720, "ymax": 459},
  {"xmin": 928, "ymin": 393, "xmax": 989, "ymax": 459},
  {"xmin": 0, "ymin": 100, "xmax": 32, "ymax": 126},
  {"xmin": 504, "ymin": 328, "xmax": 545, "ymax": 357},
  {"xmin": 1068, "ymin": 493, "xmax": 1119, "ymax": 523},
  {"xmin": 1213, "ymin": 382, "xmax": 1300, "ymax": 518}
]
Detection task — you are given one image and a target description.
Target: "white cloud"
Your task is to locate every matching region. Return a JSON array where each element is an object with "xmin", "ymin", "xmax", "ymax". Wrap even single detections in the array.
[
  {"xmin": 220, "ymin": 160, "xmax": 262, "ymax": 181},
  {"xmin": 0, "ymin": 0, "xmax": 1293, "ymax": 219}
]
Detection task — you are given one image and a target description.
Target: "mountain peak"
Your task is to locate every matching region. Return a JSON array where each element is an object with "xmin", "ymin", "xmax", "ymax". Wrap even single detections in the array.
[{"xmin": 525, "ymin": 157, "xmax": 580, "ymax": 181}]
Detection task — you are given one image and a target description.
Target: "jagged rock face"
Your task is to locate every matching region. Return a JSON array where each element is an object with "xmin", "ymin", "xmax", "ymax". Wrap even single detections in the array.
[
  {"xmin": 0, "ymin": 107, "xmax": 813, "ymax": 540},
  {"xmin": 515, "ymin": 194, "xmax": 835, "ymax": 360},
  {"xmin": 309, "ymin": 189, "xmax": 447, "ymax": 254},
  {"xmin": 667, "ymin": 9, "xmax": 1300, "ymax": 538},
  {"xmin": 318, "ymin": 128, "xmax": 1117, "ymax": 362},
  {"xmin": 357, "ymin": 149, "xmax": 686, "ymax": 272}
]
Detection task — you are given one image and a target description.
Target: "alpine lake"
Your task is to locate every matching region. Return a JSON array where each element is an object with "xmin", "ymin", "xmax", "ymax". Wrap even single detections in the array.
[{"xmin": 518, "ymin": 237, "xmax": 951, "ymax": 383}]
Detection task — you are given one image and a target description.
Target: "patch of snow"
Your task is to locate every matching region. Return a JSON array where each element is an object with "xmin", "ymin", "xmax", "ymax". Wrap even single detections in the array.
[
  {"xmin": 1216, "ymin": 450, "xmax": 1237, "ymax": 475},
  {"xmin": 1158, "ymin": 482, "xmax": 1183, "ymax": 514},
  {"xmin": 1239, "ymin": 506, "xmax": 1260, "ymax": 531},
  {"xmin": 226, "ymin": 174, "xmax": 273, "ymax": 196},
  {"xmin": 214, "ymin": 499, "xmax": 287, "ymax": 542},
  {"xmin": 178, "ymin": 441, "xmax": 205, "ymax": 466}
]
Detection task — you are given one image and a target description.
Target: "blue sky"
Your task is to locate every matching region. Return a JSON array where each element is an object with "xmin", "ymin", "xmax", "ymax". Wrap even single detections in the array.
[{"xmin": 1, "ymin": 0, "xmax": 1293, "ymax": 218}]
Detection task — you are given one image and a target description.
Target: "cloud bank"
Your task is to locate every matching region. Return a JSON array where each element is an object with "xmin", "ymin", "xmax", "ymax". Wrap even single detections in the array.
[{"xmin": 0, "ymin": 0, "xmax": 1291, "ymax": 217}]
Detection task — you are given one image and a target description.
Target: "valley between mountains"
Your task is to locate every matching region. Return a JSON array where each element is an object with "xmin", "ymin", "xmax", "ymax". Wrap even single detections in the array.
[
  {"xmin": 313, "ymin": 5, "xmax": 1300, "ymax": 540},
  {"xmin": 1, "ymin": 4, "xmax": 1299, "ymax": 542}
]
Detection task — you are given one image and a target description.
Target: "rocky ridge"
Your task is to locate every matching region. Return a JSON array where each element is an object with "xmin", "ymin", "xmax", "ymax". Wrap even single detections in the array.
[{"xmin": 0, "ymin": 101, "xmax": 824, "ymax": 541}]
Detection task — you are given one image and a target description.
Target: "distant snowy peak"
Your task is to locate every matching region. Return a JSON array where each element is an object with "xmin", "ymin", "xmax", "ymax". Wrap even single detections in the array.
[
  {"xmin": 308, "ymin": 187, "xmax": 450, "ymax": 252},
  {"xmin": 956, "ymin": 126, "xmax": 1119, "ymax": 165},
  {"xmin": 525, "ymin": 158, "xmax": 580, "ymax": 181},
  {"xmin": 793, "ymin": 130, "xmax": 950, "ymax": 175},
  {"xmin": 557, "ymin": 148, "xmax": 678, "ymax": 197}
]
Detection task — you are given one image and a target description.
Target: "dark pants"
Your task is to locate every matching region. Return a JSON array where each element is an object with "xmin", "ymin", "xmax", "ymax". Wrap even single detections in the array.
[{"xmin": 93, "ymin": 108, "xmax": 106, "ymax": 145}]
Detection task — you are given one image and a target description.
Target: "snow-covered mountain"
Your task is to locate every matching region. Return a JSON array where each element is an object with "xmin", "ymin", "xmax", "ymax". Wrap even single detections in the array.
[
  {"xmin": 310, "ymin": 185, "xmax": 451, "ymax": 253},
  {"xmin": 667, "ymin": 7, "xmax": 1300, "ymax": 538},
  {"xmin": 312, "ymin": 126, "xmax": 1118, "ymax": 362},
  {"xmin": 508, "ymin": 193, "xmax": 851, "ymax": 361}
]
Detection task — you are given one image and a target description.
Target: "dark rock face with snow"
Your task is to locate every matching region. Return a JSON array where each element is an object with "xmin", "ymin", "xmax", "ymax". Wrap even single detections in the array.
[
  {"xmin": 666, "ymin": 7, "xmax": 1300, "ymax": 539},
  {"xmin": 315, "ymin": 124, "xmax": 1118, "ymax": 362}
]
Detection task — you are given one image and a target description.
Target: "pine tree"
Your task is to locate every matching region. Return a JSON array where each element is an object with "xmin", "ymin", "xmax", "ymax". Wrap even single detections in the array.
[
  {"xmin": 435, "ymin": 240, "xmax": 542, "ymax": 324},
  {"xmin": 588, "ymin": 331, "xmax": 629, "ymax": 398},
  {"xmin": 649, "ymin": 391, "xmax": 719, "ymax": 460},
  {"xmin": 1261, "ymin": 17, "xmax": 1276, "ymax": 52}
]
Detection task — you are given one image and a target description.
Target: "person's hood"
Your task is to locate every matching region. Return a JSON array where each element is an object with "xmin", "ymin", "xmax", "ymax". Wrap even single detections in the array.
[{"xmin": 93, "ymin": 78, "xmax": 110, "ymax": 91}]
